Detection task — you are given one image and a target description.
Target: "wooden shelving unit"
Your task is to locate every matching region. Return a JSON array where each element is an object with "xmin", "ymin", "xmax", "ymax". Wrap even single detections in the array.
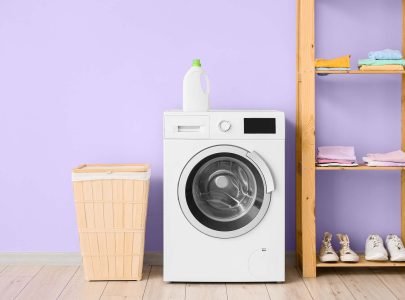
[
  {"xmin": 316, "ymin": 70, "xmax": 405, "ymax": 75},
  {"xmin": 317, "ymin": 255, "xmax": 405, "ymax": 268},
  {"xmin": 296, "ymin": 0, "xmax": 405, "ymax": 277},
  {"xmin": 316, "ymin": 165, "xmax": 405, "ymax": 171}
]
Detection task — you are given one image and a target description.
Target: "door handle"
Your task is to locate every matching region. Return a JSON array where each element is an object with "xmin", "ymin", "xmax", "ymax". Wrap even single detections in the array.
[{"xmin": 246, "ymin": 151, "xmax": 275, "ymax": 193}]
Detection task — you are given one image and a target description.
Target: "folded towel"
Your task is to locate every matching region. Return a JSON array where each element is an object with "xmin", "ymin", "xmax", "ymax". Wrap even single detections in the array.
[
  {"xmin": 363, "ymin": 157, "xmax": 405, "ymax": 167},
  {"xmin": 315, "ymin": 55, "xmax": 351, "ymax": 68},
  {"xmin": 358, "ymin": 58, "xmax": 405, "ymax": 66},
  {"xmin": 366, "ymin": 150, "xmax": 405, "ymax": 163},
  {"xmin": 317, "ymin": 146, "xmax": 357, "ymax": 161},
  {"xmin": 360, "ymin": 65, "xmax": 404, "ymax": 71},
  {"xmin": 316, "ymin": 67, "xmax": 351, "ymax": 71},
  {"xmin": 368, "ymin": 49, "xmax": 403, "ymax": 60},
  {"xmin": 317, "ymin": 162, "xmax": 359, "ymax": 167}
]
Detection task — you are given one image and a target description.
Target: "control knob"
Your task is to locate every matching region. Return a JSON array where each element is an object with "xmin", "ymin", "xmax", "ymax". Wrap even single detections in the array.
[{"xmin": 219, "ymin": 120, "xmax": 231, "ymax": 132}]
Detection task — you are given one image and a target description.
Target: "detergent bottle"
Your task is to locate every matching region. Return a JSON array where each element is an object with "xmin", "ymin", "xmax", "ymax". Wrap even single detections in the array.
[{"xmin": 182, "ymin": 59, "xmax": 210, "ymax": 111}]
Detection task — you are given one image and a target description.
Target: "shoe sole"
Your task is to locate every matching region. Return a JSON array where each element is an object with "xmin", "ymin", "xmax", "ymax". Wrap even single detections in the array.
[
  {"xmin": 320, "ymin": 255, "xmax": 338, "ymax": 263},
  {"xmin": 365, "ymin": 255, "xmax": 388, "ymax": 261},
  {"xmin": 390, "ymin": 256, "xmax": 405, "ymax": 262},
  {"xmin": 340, "ymin": 257, "xmax": 359, "ymax": 263}
]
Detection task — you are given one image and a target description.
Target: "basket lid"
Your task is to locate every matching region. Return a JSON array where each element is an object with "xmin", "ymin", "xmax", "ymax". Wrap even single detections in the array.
[{"xmin": 73, "ymin": 164, "xmax": 150, "ymax": 173}]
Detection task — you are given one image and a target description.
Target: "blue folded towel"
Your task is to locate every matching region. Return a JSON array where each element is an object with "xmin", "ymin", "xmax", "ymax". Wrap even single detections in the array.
[
  {"xmin": 358, "ymin": 58, "xmax": 405, "ymax": 66},
  {"xmin": 368, "ymin": 49, "xmax": 403, "ymax": 60}
]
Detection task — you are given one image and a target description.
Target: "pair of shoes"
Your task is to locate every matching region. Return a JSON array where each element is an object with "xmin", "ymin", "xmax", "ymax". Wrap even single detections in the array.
[
  {"xmin": 365, "ymin": 234, "xmax": 405, "ymax": 261},
  {"xmin": 319, "ymin": 232, "xmax": 359, "ymax": 263}
]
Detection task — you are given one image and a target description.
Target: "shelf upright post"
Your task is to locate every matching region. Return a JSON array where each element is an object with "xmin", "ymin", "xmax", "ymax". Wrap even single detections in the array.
[
  {"xmin": 401, "ymin": 0, "xmax": 405, "ymax": 241},
  {"xmin": 296, "ymin": 0, "xmax": 316, "ymax": 277}
]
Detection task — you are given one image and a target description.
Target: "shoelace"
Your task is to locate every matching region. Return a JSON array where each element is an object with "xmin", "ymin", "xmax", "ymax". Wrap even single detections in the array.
[
  {"xmin": 323, "ymin": 240, "xmax": 334, "ymax": 253},
  {"xmin": 338, "ymin": 234, "xmax": 353, "ymax": 254},
  {"xmin": 390, "ymin": 235, "xmax": 405, "ymax": 250},
  {"xmin": 369, "ymin": 235, "xmax": 382, "ymax": 248},
  {"xmin": 341, "ymin": 241, "xmax": 351, "ymax": 253}
]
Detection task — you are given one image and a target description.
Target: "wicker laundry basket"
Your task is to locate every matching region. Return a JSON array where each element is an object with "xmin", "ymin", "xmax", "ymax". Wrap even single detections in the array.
[{"xmin": 72, "ymin": 164, "xmax": 150, "ymax": 281}]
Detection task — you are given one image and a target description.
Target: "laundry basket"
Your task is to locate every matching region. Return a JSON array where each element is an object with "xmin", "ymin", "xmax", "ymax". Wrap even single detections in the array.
[{"xmin": 72, "ymin": 164, "xmax": 150, "ymax": 281}]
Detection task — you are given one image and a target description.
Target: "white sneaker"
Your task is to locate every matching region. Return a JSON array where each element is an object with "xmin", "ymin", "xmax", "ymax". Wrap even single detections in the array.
[
  {"xmin": 336, "ymin": 233, "xmax": 359, "ymax": 262},
  {"xmin": 386, "ymin": 234, "xmax": 405, "ymax": 262},
  {"xmin": 365, "ymin": 234, "xmax": 388, "ymax": 261},
  {"xmin": 319, "ymin": 232, "xmax": 339, "ymax": 263}
]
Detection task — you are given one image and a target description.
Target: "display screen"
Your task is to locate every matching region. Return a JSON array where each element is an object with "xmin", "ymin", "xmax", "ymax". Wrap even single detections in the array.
[{"xmin": 244, "ymin": 118, "xmax": 276, "ymax": 134}]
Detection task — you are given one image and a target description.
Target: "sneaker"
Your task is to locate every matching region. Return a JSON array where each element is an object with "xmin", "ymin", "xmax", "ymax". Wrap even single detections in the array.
[
  {"xmin": 386, "ymin": 234, "xmax": 405, "ymax": 262},
  {"xmin": 319, "ymin": 232, "xmax": 339, "ymax": 263},
  {"xmin": 365, "ymin": 234, "xmax": 388, "ymax": 261},
  {"xmin": 336, "ymin": 233, "xmax": 359, "ymax": 262}
]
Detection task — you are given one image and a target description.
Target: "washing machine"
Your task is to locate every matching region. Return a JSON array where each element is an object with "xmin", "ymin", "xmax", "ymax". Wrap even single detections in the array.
[{"xmin": 163, "ymin": 110, "xmax": 285, "ymax": 282}]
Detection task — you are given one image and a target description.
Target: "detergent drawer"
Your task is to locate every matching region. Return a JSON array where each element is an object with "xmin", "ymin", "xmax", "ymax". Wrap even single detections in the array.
[{"xmin": 164, "ymin": 115, "xmax": 210, "ymax": 139}]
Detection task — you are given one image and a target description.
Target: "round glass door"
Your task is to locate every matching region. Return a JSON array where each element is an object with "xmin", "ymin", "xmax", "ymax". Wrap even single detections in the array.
[
  {"xmin": 193, "ymin": 156, "xmax": 257, "ymax": 222},
  {"xmin": 178, "ymin": 145, "xmax": 273, "ymax": 239}
]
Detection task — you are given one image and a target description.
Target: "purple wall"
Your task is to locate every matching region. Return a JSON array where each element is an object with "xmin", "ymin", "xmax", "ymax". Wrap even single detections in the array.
[
  {"xmin": 0, "ymin": 0, "xmax": 401, "ymax": 254},
  {"xmin": 316, "ymin": 0, "xmax": 402, "ymax": 251},
  {"xmin": 0, "ymin": 1, "xmax": 295, "ymax": 252}
]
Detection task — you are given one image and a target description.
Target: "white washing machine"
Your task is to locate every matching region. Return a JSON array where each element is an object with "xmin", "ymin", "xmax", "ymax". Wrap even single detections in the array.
[{"xmin": 163, "ymin": 110, "xmax": 285, "ymax": 282}]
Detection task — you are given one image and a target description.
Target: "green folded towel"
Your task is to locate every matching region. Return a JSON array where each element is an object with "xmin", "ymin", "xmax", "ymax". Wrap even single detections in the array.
[{"xmin": 358, "ymin": 58, "xmax": 405, "ymax": 66}]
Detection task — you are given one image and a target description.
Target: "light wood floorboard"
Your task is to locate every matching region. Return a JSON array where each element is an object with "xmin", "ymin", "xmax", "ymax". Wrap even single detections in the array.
[
  {"xmin": 337, "ymin": 268, "xmax": 397, "ymax": 300},
  {"xmin": 186, "ymin": 283, "xmax": 227, "ymax": 300},
  {"xmin": 143, "ymin": 266, "xmax": 186, "ymax": 300},
  {"xmin": 303, "ymin": 268, "xmax": 355, "ymax": 300},
  {"xmin": 100, "ymin": 265, "xmax": 151, "ymax": 300},
  {"xmin": 15, "ymin": 266, "xmax": 78, "ymax": 300},
  {"xmin": 0, "ymin": 265, "xmax": 7, "ymax": 273},
  {"xmin": 0, "ymin": 265, "xmax": 42, "ymax": 299},
  {"xmin": 373, "ymin": 268, "xmax": 405, "ymax": 299},
  {"xmin": 226, "ymin": 282, "xmax": 270, "ymax": 300},
  {"xmin": 0, "ymin": 262, "xmax": 404, "ymax": 299},
  {"xmin": 58, "ymin": 267, "xmax": 107, "ymax": 300},
  {"xmin": 266, "ymin": 265, "xmax": 312, "ymax": 300}
]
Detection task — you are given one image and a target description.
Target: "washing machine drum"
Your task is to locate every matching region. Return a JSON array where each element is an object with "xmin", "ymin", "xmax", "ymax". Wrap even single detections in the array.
[
  {"xmin": 178, "ymin": 145, "xmax": 274, "ymax": 239},
  {"xmin": 193, "ymin": 157, "xmax": 258, "ymax": 222}
]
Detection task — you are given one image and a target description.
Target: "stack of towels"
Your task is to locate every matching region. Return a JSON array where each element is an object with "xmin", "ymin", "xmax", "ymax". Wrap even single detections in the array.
[
  {"xmin": 317, "ymin": 146, "xmax": 358, "ymax": 167},
  {"xmin": 358, "ymin": 49, "xmax": 405, "ymax": 71},
  {"xmin": 315, "ymin": 55, "xmax": 351, "ymax": 72},
  {"xmin": 363, "ymin": 150, "xmax": 405, "ymax": 167}
]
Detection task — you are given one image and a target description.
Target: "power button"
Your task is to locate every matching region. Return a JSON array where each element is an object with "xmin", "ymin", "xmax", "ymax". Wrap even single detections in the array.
[{"xmin": 219, "ymin": 120, "xmax": 231, "ymax": 132}]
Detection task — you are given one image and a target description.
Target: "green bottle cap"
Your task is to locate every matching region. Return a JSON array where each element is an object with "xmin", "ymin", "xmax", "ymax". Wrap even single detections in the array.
[{"xmin": 192, "ymin": 59, "xmax": 201, "ymax": 67}]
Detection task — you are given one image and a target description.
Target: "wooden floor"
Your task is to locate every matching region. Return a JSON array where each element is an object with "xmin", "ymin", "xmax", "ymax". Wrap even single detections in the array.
[{"xmin": 1, "ymin": 263, "xmax": 405, "ymax": 300}]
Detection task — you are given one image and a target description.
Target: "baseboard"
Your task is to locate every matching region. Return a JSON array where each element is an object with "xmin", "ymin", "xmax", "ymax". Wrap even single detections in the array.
[
  {"xmin": 144, "ymin": 252, "xmax": 163, "ymax": 266},
  {"xmin": 286, "ymin": 251, "xmax": 296, "ymax": 266},
  {"xmin": 0, "ymin": 252, "xmax": 82, "ymax": 265},
  {"xmin": 0, "ymin": 252, "xmax": 293, "ymax": 266},
  {"xmin": 142, "ymin": 252, "xmax": 294, "ymax": 266},
  {"xmin": 0, "ymin": 252, "xmax": 164, "ymax": 266}
]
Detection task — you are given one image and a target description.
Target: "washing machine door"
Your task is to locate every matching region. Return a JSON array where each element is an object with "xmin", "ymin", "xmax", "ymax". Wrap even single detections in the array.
[{"xmin": 178, "ymin": 145, "xmax": 275, "ymax": 239}]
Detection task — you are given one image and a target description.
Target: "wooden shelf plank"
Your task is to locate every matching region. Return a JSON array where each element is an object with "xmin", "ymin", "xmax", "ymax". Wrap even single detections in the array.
[
  {"xmin": 316, "ymin": 70, "xmax": 405, "ymax": 75},
  {"xmin": 316, "ymin": 164, "xmax": 405, "ymax": 171},
  {"xmin": 317, "ymin": 255, "xmax": 405, "ymax": 268}
]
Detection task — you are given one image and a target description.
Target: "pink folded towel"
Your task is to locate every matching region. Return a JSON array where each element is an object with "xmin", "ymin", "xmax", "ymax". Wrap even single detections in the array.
[
  {"xmin": 317, "ymin": 162, "xmax": 359, "ymax": 167},
  {"xmin": 317, "ymin": 158, "xmax": 356, "ymax": 164},
  {"xmin": 363, "ymin": 157, "xmax": 405, "ymax": 167},
  {"xmin": 317, "ymin": 146, "xmax": 357, "ymax": 161},
  {"xmin": 366, "ymin": 150, "xmax": 405, "ymax": 163}
]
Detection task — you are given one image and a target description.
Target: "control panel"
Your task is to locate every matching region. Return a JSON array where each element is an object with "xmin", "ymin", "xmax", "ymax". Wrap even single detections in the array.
[{"xmin": 164, "ymin": 111, "xmax": 285, "ymax": 140}]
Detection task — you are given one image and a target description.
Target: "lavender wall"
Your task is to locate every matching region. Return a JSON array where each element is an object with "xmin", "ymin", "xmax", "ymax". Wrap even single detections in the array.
[
  {"xmin": 0, "ymin": 0, "xmax": 401, "ymax": 254},
  {"xmin": 316, "ymin": 0, "xmax": 402, "ymax": 251},
  {"xmin": 0, "ymin": 1, "xmax": 295, "ymax": 252}
]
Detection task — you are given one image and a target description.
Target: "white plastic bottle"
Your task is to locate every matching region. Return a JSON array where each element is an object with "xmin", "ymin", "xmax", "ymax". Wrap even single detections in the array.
[{"xmin": 183, "ymin": 59, "xmax": 210, "ymax": 112}]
